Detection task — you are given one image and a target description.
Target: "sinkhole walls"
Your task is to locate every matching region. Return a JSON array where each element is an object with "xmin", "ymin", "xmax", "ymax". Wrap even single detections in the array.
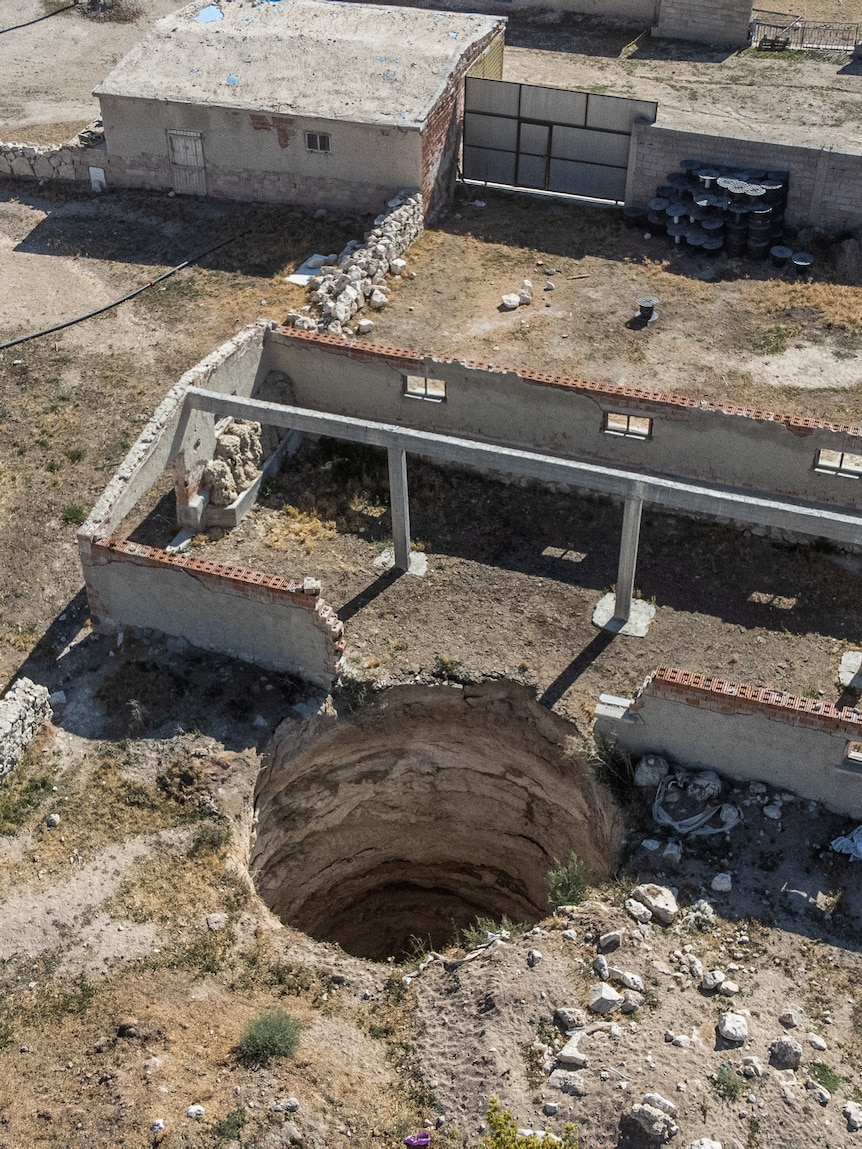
[{"xmin": 250, "ymin": 681, "xmax": 624, "ymax": 961}]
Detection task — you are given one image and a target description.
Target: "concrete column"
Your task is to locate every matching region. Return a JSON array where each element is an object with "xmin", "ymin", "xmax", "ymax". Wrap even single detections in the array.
[
  {"xmin": 387, "ymin": 447, "xmax": 411, "ymax": 572},
  {"xmin": 614, "ymin": 494, "xmax": 644, "ymax": 623}
]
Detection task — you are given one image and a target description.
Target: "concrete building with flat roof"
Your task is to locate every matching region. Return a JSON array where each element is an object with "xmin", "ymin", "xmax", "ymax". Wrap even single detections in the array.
[{"xmin": 93, "ymin": 0, "xmax": 505, "ymax": 213}]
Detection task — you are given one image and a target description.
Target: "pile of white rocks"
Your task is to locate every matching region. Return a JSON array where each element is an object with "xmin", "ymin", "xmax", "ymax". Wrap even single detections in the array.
[
  {"xmin": 287, "ymin": 190, "xmax": 423, "ymax": 337},
  {"xmin": 0, "ymin": 677, "xmax": 52, "ymax": 779}
]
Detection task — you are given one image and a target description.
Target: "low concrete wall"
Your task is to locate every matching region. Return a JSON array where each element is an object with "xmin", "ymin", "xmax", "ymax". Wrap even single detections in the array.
[
  {"xmin": 0, "ymin": 678, "xmax": 52, "ymax": 780},
  {"xmin": 78, "ymin": 322, "xmax": 345, "ymax": 687},
  {"xmin": 264, "ymin": 328, "xmax": 862, "ymax": 515},
  {"xmin": 595, "ymin": 667, "xmax": 862, "ymax": 818},
  {"xmin": 626, "ymin": 122, "xmax": 862, "ymax": 232},
  {"xmin": 85, "ymin": 541, "xmax": 343, "ymax": 688},
  {"xmin": 653, "ymin": 0, "xmax": 751, "ymax": 47}
]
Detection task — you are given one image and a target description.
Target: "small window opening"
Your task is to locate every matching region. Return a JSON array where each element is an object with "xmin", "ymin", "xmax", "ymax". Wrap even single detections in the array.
[
  {"xmin": 815, "ymin": 449, "xmax": 862, "ymax": 478},
  {"xmin": 305, "ymin": 132, "xmax": 331, "ymax": 153},
  {"xmin": 404, "ymin": 375, "xmax": 446, "ymax": 402},
  {"xmin": 603, "ymin": 412, "xmax": 652, "ymax": 439},
  {"xmin": 839, "ymin": 741, "xmax": 862, "ymax": 774}
]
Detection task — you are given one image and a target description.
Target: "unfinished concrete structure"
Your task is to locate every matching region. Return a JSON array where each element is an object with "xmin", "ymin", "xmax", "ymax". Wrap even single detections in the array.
[
  {"xmin": 80, "ymin": 321, "xmax": 862, "ymax": 682},
  {"xmin": 92, "ymin": 0, "xmax": 505, "ymax": 213},
  {"xmin": 595, "ymin": 668, "xmax": 862, "ymax": 818}
]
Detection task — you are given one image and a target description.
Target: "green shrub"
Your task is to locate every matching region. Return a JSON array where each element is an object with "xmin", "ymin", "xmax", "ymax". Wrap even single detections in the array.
[
  {"xmin": 62, "ymin": 504, "xmax": 86, "ymax": 525},
  {"xmin": 713, "ymin": 1062, "xmax": 742, "ymax": 1102},
  {"xmin": 238, "ymin": 1010, "xmax": 301, "ymax": 1063},
  {"xmin": 472, "ymin": 1098, "xmax": 578, "ymax": 1148},
  {"xmin": 547, "ymin": 852, "xmax": 587, "ymax": 907}
]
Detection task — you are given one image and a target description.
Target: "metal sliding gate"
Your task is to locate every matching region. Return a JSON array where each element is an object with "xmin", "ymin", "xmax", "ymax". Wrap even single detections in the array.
[{"xmin": 462, "ymin": 77, "xmax": 657, "ymax": 203}]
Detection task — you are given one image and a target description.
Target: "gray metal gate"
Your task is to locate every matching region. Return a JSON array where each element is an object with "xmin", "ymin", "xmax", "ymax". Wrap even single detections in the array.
[{"xmin": 462, "ymin": 78, "xmax": 657, "ymax": 203}]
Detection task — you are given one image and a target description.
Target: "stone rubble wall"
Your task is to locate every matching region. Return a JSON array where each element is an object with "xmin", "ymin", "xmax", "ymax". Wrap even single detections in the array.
[
  {"xmin": 0, "ymin": 122, "xmax": 105, "ymax": 185},
  {"xmin": 0, "ymin": 678, "xmax": 52, "ymax": 780},
  {"xmin": 285, "ymin": 190, "xmax": 423, "ymax": 338}
]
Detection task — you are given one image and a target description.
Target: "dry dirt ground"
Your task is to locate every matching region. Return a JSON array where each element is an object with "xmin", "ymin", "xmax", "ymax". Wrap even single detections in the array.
[{"xmin": 2, "ymin": 4, "xmax": 862, "ymax": 1149}]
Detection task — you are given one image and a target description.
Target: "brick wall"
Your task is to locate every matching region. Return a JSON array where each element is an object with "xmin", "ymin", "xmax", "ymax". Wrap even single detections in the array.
[
  {"xmin": 266, "ymin": 327, "xmax": 862, "ymax": 524},
  {"xmin": 594, "ymin": 665, "xmax": 862, "ymax": 817},
  {"xmin": 626, "ymin": 122, "xmax": 862, "ymax": 231},
  {"xmin": 87, "ymin": 539, "xmax": 344, "ymax": 686},
  {"xmin": 421, "ymin": 24, "xmax": 506, "ymax": 216},
  {"xmin": 654, "ymin": 0, "xmax": 752, "ymax": 46}
]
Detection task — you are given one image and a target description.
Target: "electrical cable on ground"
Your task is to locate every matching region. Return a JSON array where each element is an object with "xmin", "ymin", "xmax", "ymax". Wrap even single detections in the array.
[{"xmin": 0, "ymin": 229, "xmax": 251, "ymax": 353}]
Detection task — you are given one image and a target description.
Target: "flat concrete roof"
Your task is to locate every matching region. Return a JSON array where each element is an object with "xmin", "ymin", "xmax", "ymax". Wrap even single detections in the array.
[{"xmin": 94, "ymin": 0, "xmax": 504, "ymax": 128}]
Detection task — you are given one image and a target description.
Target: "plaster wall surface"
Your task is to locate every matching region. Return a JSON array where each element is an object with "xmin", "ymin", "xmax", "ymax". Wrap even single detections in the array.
[
  {"xmin": 99, "ymin": 96, "xmax": 423, "ymax": 210},
  {"xmin": 85, "ymin": 542, "xmax": 340, "ymax": 687},
  {"xmin": 626, "ymin": 122, "xmax": 862, "ymax": 231},
  {"xmin": 595, "ymin": 672, "xmax": 862, "ymax": 817},
  {"xmin": 265, "ymin": 330, "xmax": 862, "ymax": 511}
]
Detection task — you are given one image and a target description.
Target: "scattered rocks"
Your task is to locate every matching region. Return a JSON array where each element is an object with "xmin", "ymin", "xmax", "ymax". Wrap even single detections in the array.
[
  {"xmin": 186, "ymin": 1104, "xmax": 205, "ymax": 1119},
  {"xmin": 631, "ymin": 884, "xmax": 678, "ymax": 925},
  {"xmin": 589, "ymin": 982, "xmax": 624, "ymax": 1015},
  {"xmin": 598, "ymin": 930, "xmax": 624, "ymax": 951},
  {"xmin": 718, "ymin": 1012, "xmax": 748, "ymax": 1043},
  {"xmin": 548, "ymin": 1069, "xmax": 588, "ymax": 1096},
  {"xmin": 554, "ymin": 1007, "xmax": 586, "ymax": 1032},
  {"xmin": 808, "ymin": 1033, "xmax": 827, "ymax": 1051},
  {"xmin": 769, "ymin": 1036, "xmax": 803, "ymax": 1069},
  {"xmin": 710, "ymin": 872, "xmax": 732, "ymax": 893},
  {"xmin": 622, "ymin": 990, "xmax": 644, "ymax": 1013},
  {"xmin": 844, "ymin": 1100, "xmax": 862, "ymax": 1131},
  {"xmin": 626, "ymin": 898, "xmax": 653, "ymax": 924},
  {"xmin": 45, "ymin": 813, "xmax": 61, "ymax": 828},
  {"xmin": 631, "ymin": 1093, "xmax": 679, "ymax": 1143},
  {"xmin": 557, "ymin": 1035, "xmax": 589, "ymax": 1068},
  {"xmin": 718, "ymin": 981, "xmax": 740, "ymax": 997},
  {"xmin": 805, "ymin": 1078, "xmax": 830, "ymax": 1105},
  {"xmin": 501, "ymin": 293, "xmax": 520, "ymax": 310},
  {"xmin": 634, "ymin": 754, "xmax": 670, "ymax": 787},
  {"xmin": 527, "ymin": 949, "xmax": 542, "ymax": 968},
  {"xmin": 593, "ymin": 955, "xmax": 610, "ymax": 979},
  {"xmin": 779, "ymin": 1007, "xmax": 804, "ymax": 1029},
  {"xmin": 701, "ymin": 969, "xmax": 725, "ymax": 992},
  {"xmin": 742, "ymin": 1056, "xmax": 763, "ymax": 1077},
  {"xmin": 687, "ymin": 1141, "xmax": 722, "ymax": 1149}
]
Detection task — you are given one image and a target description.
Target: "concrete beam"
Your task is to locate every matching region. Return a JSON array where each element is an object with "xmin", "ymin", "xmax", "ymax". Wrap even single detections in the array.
[{"xmin": 183, "ymin": 388, "xmax": 862, "ymax": 546}]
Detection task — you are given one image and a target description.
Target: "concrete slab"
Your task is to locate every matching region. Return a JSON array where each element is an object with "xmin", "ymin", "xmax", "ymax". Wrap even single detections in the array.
[
  {"xmin": 592, "ymin": 592, "xmax": 656, "ymax": 637},
  {"xmin": 373, "ymin": 548, "xmax": 427, "ymax": 577},
  {"xmin": 839, "ymin": 651, "xmax": 862, "ymax": 689}
]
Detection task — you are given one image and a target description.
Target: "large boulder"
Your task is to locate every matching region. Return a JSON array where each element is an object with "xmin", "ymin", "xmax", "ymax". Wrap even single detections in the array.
[
  {"xmin": 718, "ymin": 1012, "xmax": 748, "ymax": 1043},
  {"xmin": 631, "ymin": 883, "xmax": 678, "ymax": 925},
  {"xmin": 588, "ymin": 982, "xmax": 623, "ymax": 1015}
]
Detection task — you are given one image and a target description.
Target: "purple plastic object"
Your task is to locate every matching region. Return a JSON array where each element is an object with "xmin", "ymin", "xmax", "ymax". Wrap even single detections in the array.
[{"xmin": 404, "ymin": 1135, "xmax": 431, "ymax": 1148}]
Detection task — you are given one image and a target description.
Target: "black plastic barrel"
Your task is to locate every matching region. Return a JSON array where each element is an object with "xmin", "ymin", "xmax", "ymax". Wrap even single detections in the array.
[
  {"xmin": 702, "ymin": 237, "xmax": 724, "ymax": 257},
  {"xmin": 747, "ymin": 238, "xmax": 770, "ymax": 260},
  {"xmin": 637, "ymin": 296, "xmax": 659, "ymax": 320},
  {"xmin": 792, "ymin": 252, "xmax": 814, "ymax": 275},
  {"xmin": 624, "ymin": 206, "xmax": 646, "ymax": 229},
  {"xmin": 770, "ymin": 245, "xmax": 793, "ymax": 269},
  {"xmin": 647, "ymin": 211, "xmax": 668, "ymax": 235},
  {"xmin": 648, "ymin": 196, "xmax": 670, "ymax": 212}
]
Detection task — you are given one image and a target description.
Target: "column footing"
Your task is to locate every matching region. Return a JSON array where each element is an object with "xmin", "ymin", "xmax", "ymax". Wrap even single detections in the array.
[
  {"xmin": 592, "ymin": 592, "xmax": 655, "ymax": 637},
  {"xmin": 373, "ymin": 548, "xmax": 428, "ymax": 577}
]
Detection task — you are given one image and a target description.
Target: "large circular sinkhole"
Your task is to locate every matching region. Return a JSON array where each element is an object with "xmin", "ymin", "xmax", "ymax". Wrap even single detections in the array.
[{"xmin": 250, "ymin": 682, "xmax": 623, "ymax": 961}]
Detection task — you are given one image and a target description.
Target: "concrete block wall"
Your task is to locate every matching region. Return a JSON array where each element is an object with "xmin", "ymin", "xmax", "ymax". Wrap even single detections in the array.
[
  {"xmin": 86, "ymin": 540, "xmax": 344, "ymax": 687},
  {"xmin": 264, "ymin": 328, "xmax": 862, "ymax": 514},
  {"xmin": 653, "ymin": 0, "xmax": 752, "ymax": 47},
  {"xmin": 0, "ymin": 678, "xmax": 52, "ymax": 780},
  {"xmin": 626, "ymin": 122, "xmax": 862, "ymax": 232},
  {"xmin": 595, "ymin": 666, "xmax": 862, "ymax": 818}
]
